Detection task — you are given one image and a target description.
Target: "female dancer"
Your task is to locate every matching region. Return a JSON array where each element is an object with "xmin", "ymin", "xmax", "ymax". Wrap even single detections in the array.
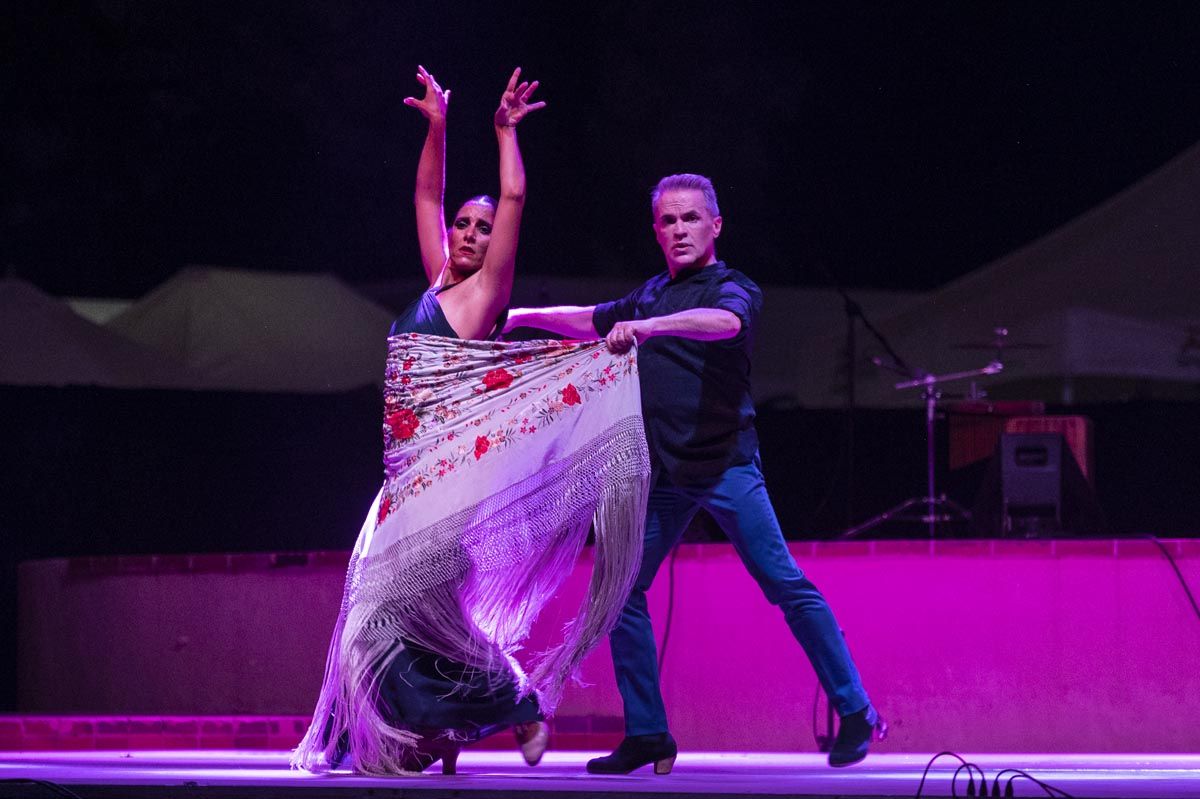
[
  {"xmin": 296, "ymin": 66, "xmax": 548, "ymax": 775},
  {"xmin": 396, "ymin": 64, "xmax": 543, "ymax": 340}
]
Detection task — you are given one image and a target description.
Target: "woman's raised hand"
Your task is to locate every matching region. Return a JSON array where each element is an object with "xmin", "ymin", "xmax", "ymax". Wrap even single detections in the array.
[
  {"xmin": 403, "ymin": 65, "xmax": 449, "ymax": 123},
  {"xmin": 494, "ymin": 67, "xmax": 546, "ymax": 128}
]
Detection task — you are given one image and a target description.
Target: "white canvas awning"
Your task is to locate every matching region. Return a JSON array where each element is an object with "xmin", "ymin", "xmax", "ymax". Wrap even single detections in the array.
[
  {"xmin": 106, "ymin": 267, "xmax": 396, "ymax": 393},
  {"xmin": 0, "ymin": 278, "xmax": 187, "ymax": 389}
]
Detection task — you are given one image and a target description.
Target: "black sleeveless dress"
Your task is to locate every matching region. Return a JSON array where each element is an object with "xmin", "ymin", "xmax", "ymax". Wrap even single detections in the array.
[
  {"xmin": 377, "ymin": 281, "xmax": 536, "ymax": 735},
  {"xmin": 389, "ymin": 281, "xmax": 508, "ymax": 340}
]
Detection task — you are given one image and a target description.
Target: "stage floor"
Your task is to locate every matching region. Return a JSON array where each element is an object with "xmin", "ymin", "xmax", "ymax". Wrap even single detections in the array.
[{"xmin": 2, "ymin": 750, "xmax": 1198, "ymax": 799}]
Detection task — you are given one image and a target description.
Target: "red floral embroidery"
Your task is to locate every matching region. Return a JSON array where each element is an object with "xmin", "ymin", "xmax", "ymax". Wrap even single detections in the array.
[
  {"xmin": 482, "ymin": 368, "xmax": 514, "ymax": 391},
  {"xmin": 375, "ymin": 335, "xmax": 638, "ymax": 506},
  {"xmin": 386, "ymin": 408, "xmax": 420, "ymax": 440}
]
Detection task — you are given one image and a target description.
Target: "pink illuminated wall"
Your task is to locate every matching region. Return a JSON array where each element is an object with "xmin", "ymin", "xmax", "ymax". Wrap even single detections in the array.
[{"xmin": 18, "ymin": 539, "xmax": 1200, "ymax": 753}]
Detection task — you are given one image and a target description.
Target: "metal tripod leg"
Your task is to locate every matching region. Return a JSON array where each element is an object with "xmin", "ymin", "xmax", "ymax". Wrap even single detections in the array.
[{"xmin": 841, "ymin": 385, "xmax": 971, "ymax": 539}]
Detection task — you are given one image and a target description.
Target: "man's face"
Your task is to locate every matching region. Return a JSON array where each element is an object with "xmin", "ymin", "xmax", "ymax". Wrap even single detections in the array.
[{"xmin": 653, "ymin": 188, "xmax": 722, "ymax": 275}]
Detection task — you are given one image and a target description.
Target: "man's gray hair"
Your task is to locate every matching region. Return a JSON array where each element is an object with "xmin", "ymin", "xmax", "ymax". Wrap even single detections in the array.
[{"xmin": 650, "ymin": 173, "xmax": 720, "ymax": 218}]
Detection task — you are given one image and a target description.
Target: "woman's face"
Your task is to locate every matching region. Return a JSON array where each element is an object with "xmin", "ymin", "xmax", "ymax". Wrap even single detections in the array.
[{"xmin": 448, "ymin": 201, "xmax": 495, "ymax": 273}]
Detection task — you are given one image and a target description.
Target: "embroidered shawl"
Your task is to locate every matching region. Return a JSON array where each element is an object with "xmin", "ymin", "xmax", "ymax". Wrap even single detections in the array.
[{"xmin": 292, "ymin": 333, "xmax": 650, "ymax": 774}]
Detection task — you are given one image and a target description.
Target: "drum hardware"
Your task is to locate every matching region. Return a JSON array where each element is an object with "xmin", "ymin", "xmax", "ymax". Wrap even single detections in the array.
[{"xmin": 842, "ymin": 352, "xmax": 1005, "ymax": 539}]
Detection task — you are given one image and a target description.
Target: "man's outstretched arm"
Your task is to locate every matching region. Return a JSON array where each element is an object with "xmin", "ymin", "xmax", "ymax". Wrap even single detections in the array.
[
  {"xmin": 505, "ymin": 305, "xmax": 600, "ymax": 339},
  {"xmin": 604, "ymin": 308, "xmax": 740, "ymax": 352}
]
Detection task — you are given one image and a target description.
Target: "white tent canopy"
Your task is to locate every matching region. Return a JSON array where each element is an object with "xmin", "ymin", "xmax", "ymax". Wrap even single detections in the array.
[
  {"xmin": 0, "ymin": 278, "xmax": 187, "ymax": 389},
  {"xmin": 106, "ymin": 267, "xmax": 395, "ymax": 393},
  {"xmin": 796, "ymin": 140, "xmax": 1200, "ymax": 407}
]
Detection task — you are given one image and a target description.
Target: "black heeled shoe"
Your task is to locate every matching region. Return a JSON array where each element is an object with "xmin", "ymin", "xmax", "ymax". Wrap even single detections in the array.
[
  {"xmin": 401, "ymin": 734, "xmax": 462, "ymax": 774},
  {"xmin": 586, "ymin": 732, "xmax": 678, "ymax": 775},
  {"xmin": 828, "ymin": 705, "xmax": 887, "ymax": 767},
  {"xmin": 435, "ymin": 745, "xmax": 461, "ymax": 775},
  {"xmin": 411, "ymin": 747, "xmax": 460, "ymax": 775}
]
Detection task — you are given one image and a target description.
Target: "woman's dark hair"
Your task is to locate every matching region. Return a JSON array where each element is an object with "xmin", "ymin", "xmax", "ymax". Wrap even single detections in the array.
[{"xmin": 459, "ymin": 194, "xmax": 497, "ymax": 211}]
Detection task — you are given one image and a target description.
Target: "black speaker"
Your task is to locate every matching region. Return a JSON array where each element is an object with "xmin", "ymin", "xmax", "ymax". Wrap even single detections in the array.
[
  {"xmin": 970, "ymin": 432, "xmax": 1106, "ymax": 537},
  {"xmin": 1001, "ymin": 433, "xmax": 1065, "ymax": 536}
]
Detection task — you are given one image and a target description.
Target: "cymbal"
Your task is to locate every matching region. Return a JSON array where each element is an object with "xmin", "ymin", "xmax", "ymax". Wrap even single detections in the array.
[{"xmin": 952, "ymin": 340, "xmax": 1048, "ymax": 350}]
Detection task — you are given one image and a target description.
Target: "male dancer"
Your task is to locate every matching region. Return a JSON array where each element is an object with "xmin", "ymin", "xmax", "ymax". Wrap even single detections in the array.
[{"xmin": 505, "ymin": 174, "xmax": 883, "ymax": 772}]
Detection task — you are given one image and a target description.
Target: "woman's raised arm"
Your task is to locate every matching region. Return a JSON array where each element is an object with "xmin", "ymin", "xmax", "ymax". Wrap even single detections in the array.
[
  {"xmin": 402, "ymin": 65, "xmax": 451, "ymax": 286},
  {"xmin": 476, "ymin": 68, "xmax": 545, "ymax": 298}
]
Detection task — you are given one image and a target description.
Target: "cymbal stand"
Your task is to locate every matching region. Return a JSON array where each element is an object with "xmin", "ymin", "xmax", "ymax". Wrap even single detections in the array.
[{"xmin": 842, "ymin": 360, "xmax": 1003, "ymax": 539}]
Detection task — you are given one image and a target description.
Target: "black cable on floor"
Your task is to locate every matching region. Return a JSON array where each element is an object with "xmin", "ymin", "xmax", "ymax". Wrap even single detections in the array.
[
  {"xmin": 911, "ymin": 753, "xmax": 1076, "ymax": 799},
  {"xmin": 990, "ymin": 767, "xmax": 1076, "ymax": 797},
  {"xmin": 913, "ymin": 751, "xmax": 978, "ymax": 798},
  {"xmin": 951, "ymin": 762, "xmax": 989, "ymax": 797},
  {"xmin": 811, "ymin": 679, "xmax": 824, "ymax": 748},
  {"xmin": 1145, "ymin": 535, "xmax": 1200, "ymax": 622},
  {"xmin": 656, "ymin": 542, "xmax": 680, "ymax": 673}
]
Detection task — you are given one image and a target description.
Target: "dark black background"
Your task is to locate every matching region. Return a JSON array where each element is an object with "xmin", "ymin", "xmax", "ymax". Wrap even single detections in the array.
[{"xmin": 6, "ymin": 1, "xmax": 1200, "ymax": 296}]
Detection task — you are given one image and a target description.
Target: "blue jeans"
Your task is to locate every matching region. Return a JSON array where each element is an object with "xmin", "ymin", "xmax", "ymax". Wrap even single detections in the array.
[{"xmin": 610, "ymin": 456, "xmax": 870, "ymax": 736}]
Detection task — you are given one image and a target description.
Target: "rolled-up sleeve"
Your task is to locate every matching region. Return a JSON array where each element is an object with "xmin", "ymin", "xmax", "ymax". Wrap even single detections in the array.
[
  {"xmin": 712, "ymin": 277, "xmax": 762, "ymax": 341},
  {"xmin": 592, "ymin": 289, "xmax": 641, "ymax": 337}
]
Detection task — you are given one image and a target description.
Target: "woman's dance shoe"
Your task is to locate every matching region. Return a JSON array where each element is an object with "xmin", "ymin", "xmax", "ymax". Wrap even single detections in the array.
[
  {"xmin": 585, "ymin": 732, "xmax": 678, "ymax": 775},
  {"xmin": 513, "ymin": 720, "xmax": 550, "ymax": 766},
  {"xmin": 402, "ymin": 736, "xmax": 462, "ymax": 775},
  {"xmin": 828, "ymin": 705, "xmax": 887, "ymax": 768},
  {"xmin": 436, "ymin": 744, "xmax": 461, "ymax": 775}
]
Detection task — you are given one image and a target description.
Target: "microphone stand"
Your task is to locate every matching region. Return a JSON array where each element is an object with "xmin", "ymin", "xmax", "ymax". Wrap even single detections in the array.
[
  {"xmin": 820, "ymin": 265, "xmax": 914, "ymax": 528},
  {"xmin": 819, "ymin": 266, "xmax": 996, "ymax": 540}
]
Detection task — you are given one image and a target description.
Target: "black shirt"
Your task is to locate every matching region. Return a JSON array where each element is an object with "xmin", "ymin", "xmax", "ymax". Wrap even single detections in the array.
[{"xmin": 592, "ymin": 261, "xmax": 763, "ymax": 486}]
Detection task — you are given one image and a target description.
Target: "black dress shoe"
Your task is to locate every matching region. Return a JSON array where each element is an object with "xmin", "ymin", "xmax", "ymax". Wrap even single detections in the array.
[
  {"xmin": 828, "ymin": 705, "xmax": 887, "ymax": 767},
  {"xmin": 586, "ymin": 732, "xmax": 678, "ymax": 775}
]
